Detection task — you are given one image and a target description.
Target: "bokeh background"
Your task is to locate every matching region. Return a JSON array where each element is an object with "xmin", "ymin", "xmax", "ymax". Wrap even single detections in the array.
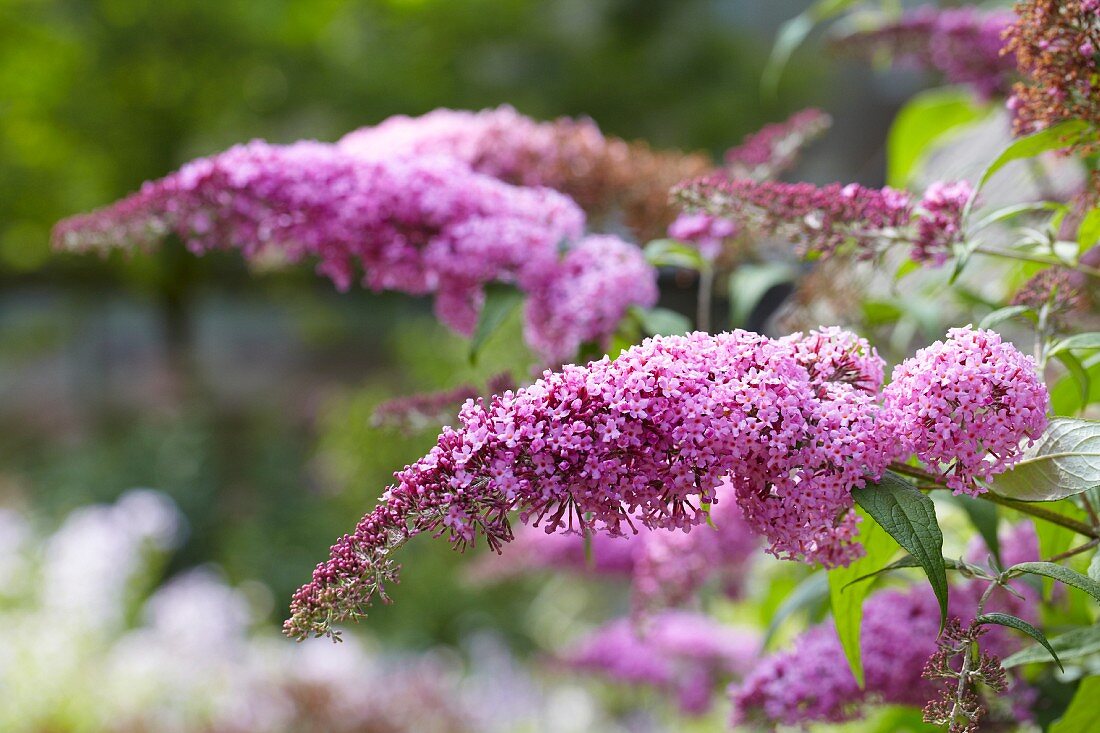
[{"xmin": 0, "ymin": 0, "xmax": 931, "ymax": 720}]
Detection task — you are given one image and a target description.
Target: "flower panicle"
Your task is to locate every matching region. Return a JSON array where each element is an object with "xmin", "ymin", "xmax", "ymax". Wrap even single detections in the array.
[
  {"xmin": 724, "ymin": 108, "xmax": 833, "ymax": 180},
  {"xmin": 833, "ymin": 6, "xmax": 1017, "ymax": 100}
]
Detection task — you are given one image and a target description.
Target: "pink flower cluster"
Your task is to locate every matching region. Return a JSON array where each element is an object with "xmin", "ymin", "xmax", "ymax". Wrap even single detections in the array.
[
  {"xmin": 52, "ymin": 139, "xmax": 657, "ymax": 364},
  {"xmin": 286, "ymin": 328, "xmax": 902, "ymax": 639},
  {"xmin": 882, "ymin": 327, "xmax": 1049, "ymax": 495},
  {"xmin": 731, "ymin": 523, "xmax": 1040, "ymax": 727},
  {"xmin": 667, "ymin": 212, "xmax": 737, "ymax": 260},
  {"xmin": 724, "ymin": 108, "xmax": 833, "ymax": 180},
  {"xmin": 673, "ymin": 175, "xmax": 972, "ymax": 265},
  {"xmin": 337, "ymin": 105, "xmax": 602, "ymax": 189},
  {"xmin": 912, "ymin": 180, "xmax": 973, "ymax": 266},
  {"xmin": 286, "ymin": 326, "xmax": 1047, "ymax": 639},
  {"xmin": 561, "ymin": 610, "xmax": 760, "ymax": 716},
  {"xmin": 836, "ymin": 6, "xmax": 1017, "ymax": 100}
]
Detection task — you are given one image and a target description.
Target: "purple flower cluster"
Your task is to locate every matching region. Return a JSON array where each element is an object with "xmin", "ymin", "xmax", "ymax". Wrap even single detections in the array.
[
  {"xmin": 286, "ymin": 328, "xmax": 904, "ymax": 639},
  {"xmin": 724, "ymin": 108, "xmax": 833, "ymax": 180},
  {"xmin": 731, "ymin": 523, "xmax": 1041, "ymax": 727},
  {"xmin": 673, "ymin": 175, "xmax": 972, "ymax": 265},
  {"xmin": 835, "ymin": 6, "xmax": 1017, "ymax": 100},
  {"xmin": 52, "ymin": 139, "xmax": 656, "ymax": 364},
  {"xmin": 632, "ymin": 478, "xmax": 760, "ymax": 612},
  {"xmin": 912, "ymin": 180, "xmax": 973, "ymax": 266},
  {"xmin": 337, "ymin": 105, "xmax": 601, "ymax": 189},
  {"xmin": 882, "ymin": 327, "xmax": 1048, "ymax": 495},
  {"xmin": 667, "ymin": 212, "xmax": 737, "ymax": 260},
  {"xmin": 561, "ymin": 610, "xmax": 760, "ymax": 715},
  {"xmin": 286, "ymin": 326, "xmax": 1047, "ymax": 640}
]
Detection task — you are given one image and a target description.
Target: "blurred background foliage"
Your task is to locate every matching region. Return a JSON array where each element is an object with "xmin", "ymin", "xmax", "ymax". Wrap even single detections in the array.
[{"xmin": 0, "ymin": 0, "xmax": 910, "ymax": 646}]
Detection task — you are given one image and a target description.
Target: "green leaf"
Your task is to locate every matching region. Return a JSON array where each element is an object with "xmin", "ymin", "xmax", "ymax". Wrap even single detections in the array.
[
  {"xmin": 952, "ymin": 494, "xmax": 1001, "ymax": 566},
  {"xmin": 1090, "ymin": 548, "xmax": 1100, "ymax": 582},
  {"xmin": 970, "ymin": 201, "xmax": 1067, "ymax": 234},
  {"xmin": 828, "ymin": 507, "xmax": 899, "ymax": 687},
  {"xmin": 1077, "ymin": 208, "xmax": 1100, "ymax": 251},
  {"xmin": 635, "ymin": 306, "xmax": 692, "ymax": 337},
  {"xmin": 990, "ymin": 418, "xmax": 1100, "ymax": 501},
  {"xmin": 644, "ymin": 239, "xmax": 708, "ymax": 271},
  {"xmin": 762, "ymin": 0, "xmax": 859, "ymax": 94},
  {"xmin": 1003, "ymin": 624, "xmax": 1100, "ymax": 668},
  {"xmin": 887, "ymin": 88, "xmax": 986, "ymax": 188},
  {"xmin": 1050, "ymin": 332, "xmax": 1100, "ymax": 356},
  {"xmin": 976, "ymin": 613, "xmax": 1063, "ymax": 671},
  {"xmin": 469, "ymin": 284, "xmax": 523, "ymax": 364},
  {"xmin": 976, "ymin": 120, "xmax": 1097, "ymax": 193},
  {"xmin": 840, "ymin": 554, "xmax": 946, "ymax": 591},
  {"xmin": 1052, "ymin": 354, "xmax": 1100, "ymax": 415},
  {"xmin": 1055, "ymin": 352, "xmax": 1091, "ymax": 414},
  {"xmin": 978, "ymin": 305, "xmax": 1031, "ymax": 330},
  {"xmin": 727, "ymin": 262, "xmax": 797, "ymax": 327},
  {"xmin": 1050, "ymin": 675, "xmax": 1100, "ymax": 733},
  {"xmin": 1008, "ymin": 561, "xmax": 1100, "ymax": 605},
  {"xmin": 763, "ymin": 571, "xmax": 829, "ymax": 650},
  {"xmin": 852, "ymin": 471, "xmax": 948, "ymax": 628}
]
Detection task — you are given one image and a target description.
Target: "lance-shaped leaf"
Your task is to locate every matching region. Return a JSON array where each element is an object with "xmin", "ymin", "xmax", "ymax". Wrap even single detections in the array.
[
  {"xmin": 1007, "ymin": 562, "xmax": 1100, "ymax": 605},
  {"xmin": 991, "ymin": 418, "xmax": 1100, "ymax": 501},
  {"xmin": 763, "ymin": 572, "xmax": 829, "ymax": 650},
  {"xmin": 852, "ymin": 471, "xmax": 948, "ymax": 627},
  {"xmin": 976, "ymin": 613, "xmax": 1063, "ymax": 671},
  {"xmin": 1051, "ymin": 675, "xmax": 1100, "ymax": 733}
]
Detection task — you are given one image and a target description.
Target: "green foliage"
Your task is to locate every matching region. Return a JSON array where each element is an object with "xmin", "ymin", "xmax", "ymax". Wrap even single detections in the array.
[
  {"xmin": 727, "ymin": 261, "xmax": 798, "ymax": 328},
  {"xmin": 887, "ymin": 88, "xmax": 987, "ymax": 188},
  {"xmin": 1050, "ymin": 676, "xmax": 1100, "ymax": 733},
  {"xmin": 991, "ymin": 418, "xmax": 1100, "ymax": 502},
  {"xmin": 469, "ymin": 283, "xmax": 524, "ymax": 363},
  {"xmin": 852, "ymin": 471, "xmax": 949, "ymax": 628},
  {"xmin": 1008, "ymin": 561, "xmax": 1100, "ymax": 606},
  {"xmin": 828, "ymin": 506, "xmax": 898, "ymax": 688},
  {"xmin": 1003, "ymin": 624, "xmax": 1100, "ymax": 668},
  {"xmin": 976, "ymin": 613, "xmax": 1063, "ymax": 671}
]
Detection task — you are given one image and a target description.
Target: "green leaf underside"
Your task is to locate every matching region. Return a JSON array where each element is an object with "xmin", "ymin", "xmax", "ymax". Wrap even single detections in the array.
[
  {"xmin": 852, "ymin": 471, "xmax": 949, "ymax": 628},
  {"xmin": 1002, "ymin": 624, "xmax": 1100, "ymax": 668},
  {"xmin": 991, "ymin": 418, "xmax": 1100, "ymax": 501},
  {"xmin": 976, "ymin": 613, "xmax": 1063, "ymax": 671}
]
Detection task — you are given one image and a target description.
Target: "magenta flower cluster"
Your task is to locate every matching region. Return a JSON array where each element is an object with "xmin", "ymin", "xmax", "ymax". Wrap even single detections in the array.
[
  {"xmin": 673, "ymin": 175, "xmax": 972, "ymax": 265},
  {"xmin": 561, "ymin": 610, "xmax": 760, "ymax": 716},
  {"xmin": 882, "ymin": 327, "xmax": 1048, "ymax": 495},
  {"xmin": 724, "ymin": 108, "xmax": 832, "ymax": 180},
  {"xmin": 731, "ymin": 523, "xmax": 1041, "ymax": 727},
  {"xmin": 52, "ymin": 139, "xmax": 656, "ymax": 364},
  {"xmin": 285, "ymin": 326, "xmax": 1046, "ymax": 640},
  {"xmin": 837, "ymin": 6, "xmax": 1017, "ymax": 100},
  {"xmin": 336, "ymin": 105, "xmax": 602, "ymax": 188}
]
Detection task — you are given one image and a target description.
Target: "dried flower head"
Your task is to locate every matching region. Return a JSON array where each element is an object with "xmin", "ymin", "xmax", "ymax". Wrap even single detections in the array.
[{"xmin": 1005, "ymin": 1, "xmax": 1100, "ymax": 138}]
